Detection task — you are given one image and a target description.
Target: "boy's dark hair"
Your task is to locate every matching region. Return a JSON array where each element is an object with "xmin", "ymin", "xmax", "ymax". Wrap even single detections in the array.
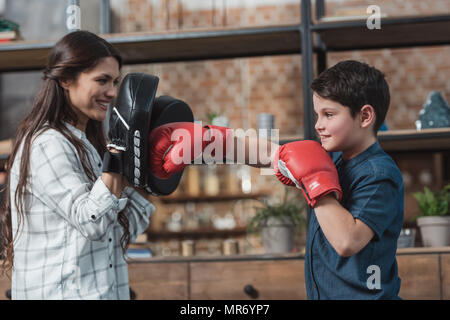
[{"xmin": 310, "ymin": 60, "xmax": 390, "ymax": 134}]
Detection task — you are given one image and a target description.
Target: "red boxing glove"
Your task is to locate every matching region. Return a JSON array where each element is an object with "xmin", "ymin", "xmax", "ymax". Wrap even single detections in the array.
[
  {"xmin": 148, "ymin": 122, "xmax": 232, "ymax": 179},
  {"xmin": 274, "ymin": 140, "xmax": 342, "ymax": 207}
]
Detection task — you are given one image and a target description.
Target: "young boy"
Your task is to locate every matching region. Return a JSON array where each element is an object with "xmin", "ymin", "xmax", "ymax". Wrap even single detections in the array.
[
  {"xmin": 147, "ymin": 60, "xmax": 403, "ymax": 299},
  {"xmin": 275, "ymin": 60, "xmax": 404, "ymax": 299}
]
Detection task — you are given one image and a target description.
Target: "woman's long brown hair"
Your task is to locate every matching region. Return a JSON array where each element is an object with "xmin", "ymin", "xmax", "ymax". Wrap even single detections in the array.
[{"xmin": 0, "ymin": 30, "xmax": 130, "ymax": 275}]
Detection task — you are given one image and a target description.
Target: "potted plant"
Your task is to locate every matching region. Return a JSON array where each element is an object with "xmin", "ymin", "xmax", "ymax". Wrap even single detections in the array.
[
  {"xmin": 413, "ymin": 184, "xmax": 450, "ymax": 247},
  {"xmin": 247, "ymin": 189, "xmax": 306, "ymax": 253}
]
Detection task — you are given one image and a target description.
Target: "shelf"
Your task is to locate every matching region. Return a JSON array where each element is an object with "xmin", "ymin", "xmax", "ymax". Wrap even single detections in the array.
[
  {"xmin": 314, "ymin": 14, "xmax": 450, "ymax": 51},
  {"xmin": 279, "ymin": 128, "xmax": 450, "ymax": 152},
  {"xmin": 158, "ymin": 192, "xmax": 269, "ymax": 204},
  {"xmin": 146, "ymin": 226, "xmax": 248, "ymax": 240},
  {"xmin": 0, "ymin": 24, "xmax": 301, "ymax": 72},
  {"xmin": 378, "ymin": 128, "xmax": 450, "ymax": 152},
  {"xmin": 126, "ymin": 252, "xmax": 304, "ymax": 263}
]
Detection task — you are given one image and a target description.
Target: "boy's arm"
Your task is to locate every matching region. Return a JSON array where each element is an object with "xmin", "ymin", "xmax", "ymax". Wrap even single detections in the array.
[
  {"xmin": 231, "ymin": 135, "xmax": 279, "ymax": 168},
  {"xmin": 314, "ymin": 194, "xmax": 375, "ymax": 257},
  {"xmin": 149, "ymin": 122, "xmax": 279, "ymax": 179}
]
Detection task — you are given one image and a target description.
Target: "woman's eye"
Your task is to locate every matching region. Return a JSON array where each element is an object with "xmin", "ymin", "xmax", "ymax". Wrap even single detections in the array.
[{"xmin": 325, "ymin": 113, "xmax": 333, "ymax": 118}]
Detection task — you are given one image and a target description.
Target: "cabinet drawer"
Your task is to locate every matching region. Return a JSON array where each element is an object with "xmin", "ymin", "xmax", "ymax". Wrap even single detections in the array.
[
  {"xmin": 190, "ymin": 260, "xmax": 306, "ymax": 300},
  {"xmin": 128, "ymin": 262, "xmax": 188, "ymax": 300},
  {"xmin": 0, "ymin": 270, "xmax": 11, "ymax": 300},
  {"xmin": 441, "ymin": 254, "xmax": 450, "ymax": 300},
  {"xmin": 397, "ymin": 254, "xmax": 441, "ymax": 299}
]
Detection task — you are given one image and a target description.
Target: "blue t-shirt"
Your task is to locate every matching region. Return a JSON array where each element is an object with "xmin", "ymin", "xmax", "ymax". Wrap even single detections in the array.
[{"xmin": 305, "ymin": 141, "xmax": 404, "ymax": 299}]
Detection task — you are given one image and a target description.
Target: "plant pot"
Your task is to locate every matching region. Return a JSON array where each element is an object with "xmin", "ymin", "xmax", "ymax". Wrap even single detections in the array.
[
  {"xmin": 417, "ymin": 216, "xmax": 450, "ymax": 247},
  {"xmin": 261, "ymin": 217, "xmax": 296, "ymax": 253}
]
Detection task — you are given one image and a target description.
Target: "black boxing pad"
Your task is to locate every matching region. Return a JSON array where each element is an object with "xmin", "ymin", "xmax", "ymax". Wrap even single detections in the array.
[
  {"xmin": 106, "ymin": 73, "xmax": 159, "ymax": 189},
  {"xmin": 146, "ymin": 96, "xmax": 194, "ymax": 195}
]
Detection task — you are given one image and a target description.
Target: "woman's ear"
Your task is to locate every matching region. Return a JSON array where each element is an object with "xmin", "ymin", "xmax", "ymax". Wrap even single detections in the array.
[
  {"xmin": 360, "ymin": 104, "xmax": 376, "ymax": 129},
  {"xmin": 59, "ymin": 79, "xmax": 72, "ymax": 91}
]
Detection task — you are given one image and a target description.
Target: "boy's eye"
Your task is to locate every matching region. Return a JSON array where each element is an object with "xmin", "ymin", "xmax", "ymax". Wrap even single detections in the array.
[
  {"xmin": 113, "ymin": 80, "xmax": 119, "ymax": 86},
  {"xmin": 97, "ymin": 79, "xmax": 107, "ymax": 84},
  {"xmin": 325, "ymin": 113, "xmax": 333, "ymax": 118}
]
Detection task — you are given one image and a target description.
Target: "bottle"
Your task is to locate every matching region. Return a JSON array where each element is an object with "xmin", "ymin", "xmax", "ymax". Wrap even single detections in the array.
[
  {"xmin": 226, "ymin": 166, "xmax": 239, "ymax": 195},
  {"xmin": 186, "ymin": 166, "xmax": 200, "ymax": 196},
  {"xmin": 238, "ymin": 165, "xmax": 252, "ymax": 194},
  {"xmin": 204, "ymin": 164, "xmax": 220, "ymax": 196}
]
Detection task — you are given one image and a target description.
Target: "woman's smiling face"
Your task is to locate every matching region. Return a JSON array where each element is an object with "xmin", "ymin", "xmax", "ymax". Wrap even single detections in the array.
[{"xmin": 62, "ymin": 56, "xmax": 120, "ymax": 131}]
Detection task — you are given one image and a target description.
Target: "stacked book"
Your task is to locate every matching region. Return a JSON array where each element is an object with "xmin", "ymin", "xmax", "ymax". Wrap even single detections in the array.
[{"xmin": 0, "ymin": 18, "xmax": 22, "ymax": 43}]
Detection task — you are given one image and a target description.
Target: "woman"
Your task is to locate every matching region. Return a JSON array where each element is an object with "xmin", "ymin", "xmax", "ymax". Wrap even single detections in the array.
[{"xmin": 0, "ymin": 30, "xmax": 153, "ymax": 299}]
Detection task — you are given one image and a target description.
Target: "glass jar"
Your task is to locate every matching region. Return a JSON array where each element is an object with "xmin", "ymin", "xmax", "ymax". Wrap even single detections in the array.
[{"xmin": 204, "ymin": 164, "xmax": 220, "ymax": 196}]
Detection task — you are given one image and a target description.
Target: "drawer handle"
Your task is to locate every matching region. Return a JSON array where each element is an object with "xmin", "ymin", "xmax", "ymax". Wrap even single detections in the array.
[
  {"xmin": 130, "ymin": 287, "xmax": 136, "ymax": 300},
  {"xmin": 5, "ymin": 289, "xmax": 11, "ymax": 300},
  {"xmin": 243, "ymin": 284, "xmax": 259, "ymax": 299}
]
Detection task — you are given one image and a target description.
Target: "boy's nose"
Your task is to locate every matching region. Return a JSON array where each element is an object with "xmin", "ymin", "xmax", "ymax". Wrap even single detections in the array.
[{"xmin": 315, "ymin": 119, "xmax": 323, "ymax": 131}]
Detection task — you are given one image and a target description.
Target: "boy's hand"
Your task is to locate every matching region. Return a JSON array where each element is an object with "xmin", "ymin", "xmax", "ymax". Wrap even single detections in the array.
[{"xmin": 274, "ymin": 140, "xmax": 342, "ymax": 207}]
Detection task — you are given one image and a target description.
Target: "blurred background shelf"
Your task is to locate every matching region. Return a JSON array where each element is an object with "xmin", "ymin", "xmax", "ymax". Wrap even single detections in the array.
[
  {"xmin": 378, "ymin": 128, "xmax": 450, "ymax": 152},
  {"xmin": 314, "ymin": 14, "xmax": 450, "ymax": 51},
  {"xmin": 146, "ymin": 226, "xmax": 248, "ymax": 240},
  {"xmin": 2, "ymin": 14, "xmax": 446, "ymax": 72},
  {"xmin": 157, "ymin": 191, "xmax": 270, "ymax": 204},
  {"xmin": 0, "ymin": 24, "xmax": 301, "ymax": 72}
]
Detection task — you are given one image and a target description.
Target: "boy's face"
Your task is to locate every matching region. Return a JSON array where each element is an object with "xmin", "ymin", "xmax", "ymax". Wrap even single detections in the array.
[{"xmin": 313, "ymin": 94, "xmax": 362, "ymax": 154}]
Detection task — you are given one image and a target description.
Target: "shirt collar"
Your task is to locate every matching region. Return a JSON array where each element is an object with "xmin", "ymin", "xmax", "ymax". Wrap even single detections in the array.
[
  {"xmin": 64, "ymin": 122, "xmax": 86, "ymax": 140},
  {"xmin": 342, "ymin": 141, "xmax": 382, "ymax": 170}
]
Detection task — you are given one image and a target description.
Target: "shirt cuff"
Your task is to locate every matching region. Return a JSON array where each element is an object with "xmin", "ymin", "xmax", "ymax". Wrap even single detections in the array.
[
  {"xmin": 92, "ymin": 177, "xmax": 128, "ymax": 213},
  {"xmin": 122, "ymin": 186, "xmax": 155, "ymax": 214},
  {"xmin": 123, "ymin": 186, "xmax": 146, "ymax": 202}
]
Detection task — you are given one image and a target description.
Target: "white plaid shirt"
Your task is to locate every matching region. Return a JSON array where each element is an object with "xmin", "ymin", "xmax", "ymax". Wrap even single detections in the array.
[{"xmin": 9, "ymin": 123, "xmax": 154, "ymax": 300}]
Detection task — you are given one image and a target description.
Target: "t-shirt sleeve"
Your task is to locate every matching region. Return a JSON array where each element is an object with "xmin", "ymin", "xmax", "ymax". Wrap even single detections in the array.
[{"xmin": 348, "ymin": 175, "xmax": 400, "ymax": 241}]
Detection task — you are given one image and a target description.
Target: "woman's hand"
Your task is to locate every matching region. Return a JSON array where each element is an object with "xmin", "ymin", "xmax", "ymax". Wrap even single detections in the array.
[{"xmin": 101, "ymin": 148, "xmax": 124, "ymax": 198}]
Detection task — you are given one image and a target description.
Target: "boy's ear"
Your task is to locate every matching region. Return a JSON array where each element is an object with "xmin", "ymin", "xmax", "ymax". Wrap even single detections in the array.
[{"xmin": 359, "ymin": 104, "xmax": 376, "ymax": 129}]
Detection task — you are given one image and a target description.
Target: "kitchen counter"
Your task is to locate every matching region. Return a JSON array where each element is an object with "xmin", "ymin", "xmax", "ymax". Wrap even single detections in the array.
[
  {"xmin": 127, "ymin": 246, "xmax": 450, "ymax": 263},
  {"xmin": 125, "ymin": 246, "xmax": 450, "ymax": 299},
  {"xmin": 1, "ymin": 247, "xmax": 449, "ymax": 300},
  {"xmin": 127, "ymin": 252, "xmax": 304, "ymax": 264}
]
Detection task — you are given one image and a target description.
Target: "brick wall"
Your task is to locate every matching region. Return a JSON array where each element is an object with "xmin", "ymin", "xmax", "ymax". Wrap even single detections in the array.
[{"xmin": 115, "ymin": 0, "xmax": 450, "ymax": 133}]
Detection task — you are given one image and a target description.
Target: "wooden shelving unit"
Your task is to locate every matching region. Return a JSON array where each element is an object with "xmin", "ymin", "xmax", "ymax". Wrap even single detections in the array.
[
  {"xmin": 0, "ymin": 24, "xmax": 301, "ymax": 72},
  {"xmin": 313, "ymin": 15, "xmax": 450, "ymax": 51},
  {"xmin": 378, "ymin": 128, "xmax": 450, "ymax": 152}
]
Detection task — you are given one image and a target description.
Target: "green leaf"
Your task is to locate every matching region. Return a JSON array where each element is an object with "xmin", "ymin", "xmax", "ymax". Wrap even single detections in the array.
[
  {"xmin": 414, "ymin": 184, "xmax": 450, "ymax": 217},
  {"xmin": 246, "ymin": 188, "xmax": 307, "ymax": 234}
]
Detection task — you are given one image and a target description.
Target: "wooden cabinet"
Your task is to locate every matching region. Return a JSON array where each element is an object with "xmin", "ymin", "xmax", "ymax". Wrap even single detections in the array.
[
  {"xmin": 441, "ymin": 254, "xmax": 450, "ymax": 300},
  {"xmin": 0, "ymin": 269, "xmax": 11, "ymax": 300},
  {"xmin": 127, "ymin": 256, "xmax": 306, "ymax": 300},
  {"xmin": 127, "ymin": 249, "xmax": 450, "ymax": 300},
  {"xmin": 190, "ymin": 260, "xmax": 306, "ymax": 300},
  {"xmin": 397, "ymin": 254, "xmax": 441, "ymax": 299},
  {"xmin": 128, "ymin": 262, "xmax": 189, "ymax": 300},
  {"xmin": 396, "ymin": 248, "xmax": 450, "ymax": 300},
  {"xmin": 1, "ymin": 249, "xmax": 449, "ymax": 299}
]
